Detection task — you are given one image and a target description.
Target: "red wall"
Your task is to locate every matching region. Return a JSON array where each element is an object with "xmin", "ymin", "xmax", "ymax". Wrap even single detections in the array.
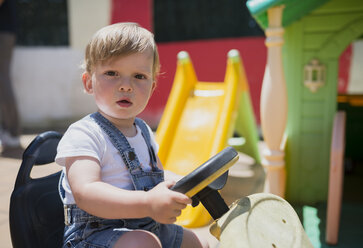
[
  {"xmin": 143, "ymin": 38, "xmax": 266, "ymax": 127},
  {"xmin": 111, "ymin": 0, "xmax": 153, "ymax": 31},
  {"xmin": 338, "ymin": 44, "xmax": 352, "ymax": 94}
]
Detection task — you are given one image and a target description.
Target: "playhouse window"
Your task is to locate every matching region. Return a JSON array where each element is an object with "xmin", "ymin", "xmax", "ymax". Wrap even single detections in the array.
[{"xmin": 304, "ymin": 59, "xmax": 326, "ymax": 93}]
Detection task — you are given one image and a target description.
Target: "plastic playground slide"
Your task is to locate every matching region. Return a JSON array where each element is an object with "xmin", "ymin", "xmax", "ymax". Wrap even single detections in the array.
[{"xmin": 156, "ymin": 50, "xmax": 248, "ymax": 227}]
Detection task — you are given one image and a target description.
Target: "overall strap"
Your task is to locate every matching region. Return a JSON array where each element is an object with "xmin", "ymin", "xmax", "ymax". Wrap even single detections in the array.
[
  {"xmin": 90, "ymin": 112, "xmax": 157, "ymax": 171},
  {"xmin": 91, "ymin": 112, "xmax": 143, "ymax": 191},
  {"xmin": 134, "ymin": 118, "xmax": 157, "ymax": 167}
]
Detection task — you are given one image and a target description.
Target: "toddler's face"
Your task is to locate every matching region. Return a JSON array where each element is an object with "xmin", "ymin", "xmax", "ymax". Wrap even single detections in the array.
[{"xmin": 83, "ymin": 48, "xmax": 156, "ymax": 121}]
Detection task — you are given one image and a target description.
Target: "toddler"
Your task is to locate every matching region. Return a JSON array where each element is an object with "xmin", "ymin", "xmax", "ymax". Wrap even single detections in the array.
[{"xmin": 56, "ymin": 22, "xmax": 208, "ymax": 248}]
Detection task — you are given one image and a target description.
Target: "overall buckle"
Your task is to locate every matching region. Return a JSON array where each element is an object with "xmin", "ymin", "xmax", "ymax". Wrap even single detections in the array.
[{"xmin": 64, "ymin": 205, "xmax": 71, "ymax": 226}]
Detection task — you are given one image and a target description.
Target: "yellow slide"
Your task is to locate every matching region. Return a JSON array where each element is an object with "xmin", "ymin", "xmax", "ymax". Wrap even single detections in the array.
[{"xmin": 156, "ymin": 50, "xmax": 247, "ymax": 227}]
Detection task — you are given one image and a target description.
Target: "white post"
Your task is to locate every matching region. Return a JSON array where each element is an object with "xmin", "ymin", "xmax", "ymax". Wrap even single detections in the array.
[{"xmin": 260, "ymin": 6, "xmax": 287, "ymax": 197}]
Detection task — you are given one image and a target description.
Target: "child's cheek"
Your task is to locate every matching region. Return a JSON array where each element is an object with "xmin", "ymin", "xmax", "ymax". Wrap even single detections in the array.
[{"xmin": 97, "ymin": 77, "xmax": 118, "ymax": 90}]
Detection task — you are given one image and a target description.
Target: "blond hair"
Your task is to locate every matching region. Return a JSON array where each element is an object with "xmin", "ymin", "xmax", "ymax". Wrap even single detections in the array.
[{"xmin": 83, "ymin": 22, "xmax": 160, "ymax": 80}]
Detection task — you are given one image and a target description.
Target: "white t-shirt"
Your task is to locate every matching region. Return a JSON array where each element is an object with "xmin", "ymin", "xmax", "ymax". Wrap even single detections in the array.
[{"xmin": 55, "ymin": 115, "xmax": 159, "ymax": 205}]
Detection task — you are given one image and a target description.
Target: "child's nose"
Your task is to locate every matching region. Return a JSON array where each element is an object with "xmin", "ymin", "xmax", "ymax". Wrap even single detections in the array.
[{"xmin": 119, "ymin": 78, "xmax": 133, "ymax": 92}]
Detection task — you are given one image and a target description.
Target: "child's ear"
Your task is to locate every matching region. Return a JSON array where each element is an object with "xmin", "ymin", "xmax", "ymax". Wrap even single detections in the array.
[
  {"xmin": 82, "ymin": 72, "xmax": 93, "ymax": 94},
  {"xmin": 151, "ymin": 81, "xmax": 157, "ymax": 93}
]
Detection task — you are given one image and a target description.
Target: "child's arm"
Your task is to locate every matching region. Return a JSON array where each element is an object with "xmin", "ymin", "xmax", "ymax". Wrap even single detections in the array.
[{"xmin": 66, "ymin": 156, "xmax": 192, "ymax": 224}]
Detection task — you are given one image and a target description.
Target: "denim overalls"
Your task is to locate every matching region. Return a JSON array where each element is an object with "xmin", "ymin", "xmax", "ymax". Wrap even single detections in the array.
[{"xmin": 59, "ymin": 112, "xmax": 183, "ymax": 248}]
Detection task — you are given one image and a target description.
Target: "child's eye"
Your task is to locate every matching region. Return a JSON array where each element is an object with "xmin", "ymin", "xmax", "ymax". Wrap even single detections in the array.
[
  {"xmin": 105, "ymin": 71, "xmax": 118, "ymax": 77},
  {"xmin": 135, "ymin": 74, "xmax": 146, "ymax": 80}
]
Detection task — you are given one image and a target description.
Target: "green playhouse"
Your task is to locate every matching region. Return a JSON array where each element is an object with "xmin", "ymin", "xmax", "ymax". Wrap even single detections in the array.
[{"xmin": 247, "ymin": 0, "xmax": 363, "ymax": 204}]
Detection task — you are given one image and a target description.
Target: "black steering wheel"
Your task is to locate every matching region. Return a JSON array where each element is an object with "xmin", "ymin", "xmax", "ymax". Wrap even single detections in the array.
[{"xmin": 171, "ymin": 146, "xmax": 239, "ymax": 219}]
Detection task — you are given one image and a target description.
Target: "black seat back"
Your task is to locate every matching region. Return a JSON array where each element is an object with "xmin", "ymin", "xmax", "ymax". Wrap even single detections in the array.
[{"xmin": 9, "ymin": 131, "xmax": 64, "ymax": 248}]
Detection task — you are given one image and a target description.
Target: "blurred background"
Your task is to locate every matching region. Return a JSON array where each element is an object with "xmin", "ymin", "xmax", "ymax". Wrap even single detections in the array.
[
  {"xmin": 12, "ymin": 0, "xmax": 362, "ymax": 134},
  {"xmin": 12, "ymin": 0, "xmax": 266, "ymax": 131}
]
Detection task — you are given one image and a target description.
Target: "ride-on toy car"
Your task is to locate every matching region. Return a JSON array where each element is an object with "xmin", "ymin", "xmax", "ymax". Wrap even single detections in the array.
[{"xmin": 9, "ymin": 132, "xmax": 312, "ymax": 247}]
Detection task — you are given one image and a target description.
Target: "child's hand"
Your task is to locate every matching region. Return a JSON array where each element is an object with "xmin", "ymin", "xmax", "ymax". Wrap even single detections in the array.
[{"xmin": 146, "ymin": 180, "xmax": 192, "ymax": 224}]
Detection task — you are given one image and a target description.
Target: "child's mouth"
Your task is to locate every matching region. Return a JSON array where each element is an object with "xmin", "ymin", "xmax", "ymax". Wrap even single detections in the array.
[{"xmin": 117, "ymin": 99, "xmax": 132, "ymax": 107}]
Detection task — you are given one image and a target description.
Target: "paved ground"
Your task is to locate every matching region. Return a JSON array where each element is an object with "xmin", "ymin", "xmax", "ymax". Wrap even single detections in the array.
[{"xmin": 0, "ymin": 134, "xmax": 265, "ymax": 248}]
